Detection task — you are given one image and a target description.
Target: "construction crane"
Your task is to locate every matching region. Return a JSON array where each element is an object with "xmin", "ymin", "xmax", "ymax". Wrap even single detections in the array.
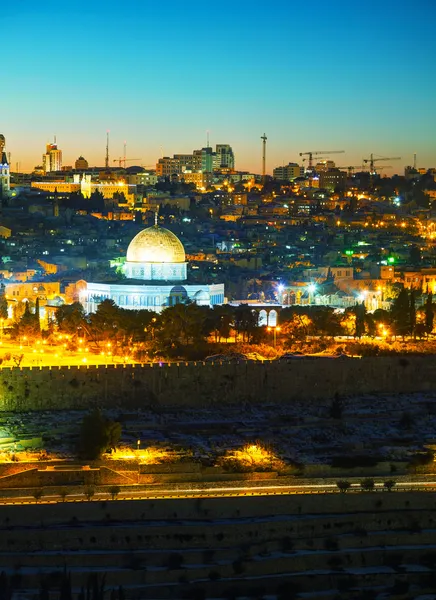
[
  {"xmin": 336, "ymin": 166, "xmax": 365, "ymax": 177},
  {"xmin": 302, "ymin": 156, "xmax": 330, "ymax": 164},
  {"xmin": 363, "ymin": 154, "xmax": 401, "ymax": 175},
  {"xmin": 299, "ymin": 150, "xmax": 345, "ymax": 169},
  {"xmin": 113, "ymin": 158, "xmax": 141, "ymax": 168}
]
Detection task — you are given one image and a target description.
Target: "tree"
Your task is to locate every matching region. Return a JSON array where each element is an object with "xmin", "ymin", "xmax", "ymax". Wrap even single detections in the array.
[
  {"xmin": 84, "ymin": 486, "xmax": 95, "ymax": 501},
  {"xmin": 391, "ymin": 288, "xmax": 411, "ymax": 339},
  {"xmin": 425, "ymin": 292, "xmax": 434, "ymax": 334},
  {"xmin": 109, "ymin": 485, "xmax": 121, "ymax": 500},
  {"xmin": 0, "ymin": 284, "xmax": 8, "ymax": 320},
  {"xmin": 55, "ymin": 302, "xmax": 86, "ymax": 335},
  {"xmin": 336, "ymin": 480, "xmax": 351, "ymax": 493},
  {"xmin": 78, "ymin": 409, "xmax": 121, "ymax": 460},
  {"xmin": 280, "ymin": 312, "xmax": 312, "ymax": 342},
  {"xmin": 360, "ymin": 478, "xmax": 375, "ymax": 491},
  {"xmin": 34, "ymin": 297, "xmax": 41, "ymax": 333},
  {"xmin": 88, "ymin": 299, "xmax": 120, "ymax": 342},
  {"xmin": 234, "ymin": 304, "xmax": 258, "ymax": 343},
  {"xmin": 59, "ymin": 488, "xmax": 71, "ymax": 502},
  {"xmin": 354, "ymin": 302, "xmax": 366, "ymax": 339},
  {"xmin": 13, "ymin": 300, "xmax": 40, "ymax": 339},
  {"xmin": 33, "ymin": 488, "xmax": 44, "ymax": 503},
  {"xmin": 409, "ymin": 290, "xmax": 416, "ymax": 337},
  {"xmin": 210, "ymin": 304, "xmax": 234, "ymax": 342},
  {"xmin": 384, "ymin": 480, "xmax": 396, "ymax": 491},
  {"xmin": 155, "ymin": 302, "xmax": 213, "ymax": 349}
]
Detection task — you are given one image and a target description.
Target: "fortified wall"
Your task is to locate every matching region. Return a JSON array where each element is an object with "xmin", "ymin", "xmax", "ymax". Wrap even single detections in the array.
[{"xmin": 0, "ymin": 355, "xmax": 435, "ymax": 411}]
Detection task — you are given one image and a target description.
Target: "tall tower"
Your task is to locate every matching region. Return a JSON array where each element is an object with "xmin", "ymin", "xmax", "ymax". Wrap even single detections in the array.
[
  {"xmin": 261, "ymin": 133, "xmax": 267, "ymax": 183},
  {"xmin": 0, "ymin": 135, "xmax": 10, "ymax": 197},
  {"xmin": 43, "ymin": 138, "xmax": 62, "ymax": 173},
  {"xmin": 105, "ymin": 131, "xmax": 110, "ymax": 168}
]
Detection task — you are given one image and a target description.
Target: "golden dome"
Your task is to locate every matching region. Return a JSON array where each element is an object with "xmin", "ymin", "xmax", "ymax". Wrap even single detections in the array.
[{"xmin": 126, "ymin": 225, "xmax": 186, "ymax": 264}]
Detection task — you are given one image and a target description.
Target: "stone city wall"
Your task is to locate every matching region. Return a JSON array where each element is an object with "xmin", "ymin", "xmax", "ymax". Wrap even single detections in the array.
[{"xmin": 0, "ymin": 355, "xmax": 434, "ymax": 411}]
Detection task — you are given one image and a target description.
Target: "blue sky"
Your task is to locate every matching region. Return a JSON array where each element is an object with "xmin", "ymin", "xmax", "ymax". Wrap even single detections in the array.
[{"xmin": 3, "ymin": 0, "xmax": 436, "ymax": 173}]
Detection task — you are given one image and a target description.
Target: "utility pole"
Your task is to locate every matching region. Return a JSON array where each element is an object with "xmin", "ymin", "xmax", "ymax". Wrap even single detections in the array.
[
  {"xmin": 105, "ymin": 130, "xmax": 110, "ymax": 169},
  {"xmin": 261, "ymin": 133, "xmax": 267, "ymax": 184}
]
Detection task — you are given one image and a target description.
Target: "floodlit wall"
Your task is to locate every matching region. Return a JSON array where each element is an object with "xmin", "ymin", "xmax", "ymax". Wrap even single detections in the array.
[{"xmin": 0, "ymin": 356, "xmax": 434, "ymax": 411}]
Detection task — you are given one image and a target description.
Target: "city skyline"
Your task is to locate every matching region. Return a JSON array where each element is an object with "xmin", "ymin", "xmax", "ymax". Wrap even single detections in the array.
[{"xmin": 3, "ymin": 0, "xmax": 436, "ymax": 173}]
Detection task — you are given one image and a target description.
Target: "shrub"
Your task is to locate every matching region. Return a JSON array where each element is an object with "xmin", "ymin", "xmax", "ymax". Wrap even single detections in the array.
[
  {"xmin": 33, "ymin": 488, "xmax": 44, "ymax": 503},
  {"xmin": 109, "ymin": 485, "xmax": 121, "ymax": 500},
  {"xmin": 384, "ymin": 479, "xmax": 396, "ymax": 491},
  {"xmin": 84, "ymin": 486, "xmax": 95, "ymax": 501},
  {"xmin": 336, "ymin": 480, "xmax": 351, "ymax": 493},
  {"xmin": 360, "ymin": 478, "xmax": 375, "ymax": 491}
]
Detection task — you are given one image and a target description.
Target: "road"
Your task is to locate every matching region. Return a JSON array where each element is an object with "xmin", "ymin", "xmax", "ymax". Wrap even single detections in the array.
[{"xmin": 2, "ymin": 479, "xmax": 436, "ymax": 505}]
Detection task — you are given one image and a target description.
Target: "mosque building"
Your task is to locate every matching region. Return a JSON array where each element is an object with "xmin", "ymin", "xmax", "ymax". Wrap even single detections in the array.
[{"xmin": 79, "ymin": 220, "xmax": 225, "ymax": 313}]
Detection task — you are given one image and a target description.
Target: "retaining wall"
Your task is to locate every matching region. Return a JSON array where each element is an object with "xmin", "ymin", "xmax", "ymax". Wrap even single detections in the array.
[{"xmin": 0, "ymin": 355, "xmax": 434, "ymax": 411}]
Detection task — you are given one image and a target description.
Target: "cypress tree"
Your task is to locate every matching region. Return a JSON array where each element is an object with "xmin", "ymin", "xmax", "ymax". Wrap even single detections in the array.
[
  {"xmin": 35, "ymin": 297, "xmax": 41, "ymax": 332},
  {"xmin": 391, "ymin": 288, "xmax": 410, "ymax": 339},
  {"xmin": 409, "ymin": 290, "xmax": 416, "ymax": 337},
  {"xmin": 354, "ymin": 302, "xmax": 366, "ymax": 339},
  {"xmin": 0, "ymin": 284, "xmax": 7, "ymax": 320},
  {"xmin": 425, "ymin": 291, "xmax": 434, "ymax": 334}
]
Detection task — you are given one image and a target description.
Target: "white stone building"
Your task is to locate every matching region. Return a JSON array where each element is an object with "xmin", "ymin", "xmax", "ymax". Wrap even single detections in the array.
[{"xmin": 79, "ymin": 222, "xmax": 225, "ymax": 313}]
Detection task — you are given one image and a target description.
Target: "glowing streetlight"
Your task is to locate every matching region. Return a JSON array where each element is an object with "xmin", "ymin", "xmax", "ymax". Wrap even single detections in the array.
[
  {"xmin": 267, "ymin": 325, "xmax": 281, "ymax": 348},
  {"xmin": 308, "ymin": 283, "xmax": 317, "ymax": 305}
]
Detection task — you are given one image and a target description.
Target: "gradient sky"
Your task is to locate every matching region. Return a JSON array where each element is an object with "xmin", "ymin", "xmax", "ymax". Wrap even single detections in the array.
[{"xmin": 3, "ymin": 0, "xmax": 436, "ymax": 174}]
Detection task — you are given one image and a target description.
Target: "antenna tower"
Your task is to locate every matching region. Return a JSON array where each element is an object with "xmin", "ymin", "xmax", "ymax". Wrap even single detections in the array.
[
  {"xmin": 261, "ymin": 133, "xmax": 267, "ymax": 183},
  {"xmin": 105, "ymin": 131, "xmax": 110, "ymax": 168},
  {"xmin": 413, "ymin": 153, "xmax": 417, "ymax": 170}
]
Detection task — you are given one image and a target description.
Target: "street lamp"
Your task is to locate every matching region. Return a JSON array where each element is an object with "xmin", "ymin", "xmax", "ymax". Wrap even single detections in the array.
[
  {"xmin": 277, "ymin": 284, "xmax": 285, "ymax": 304},
  {"xmin": 308, "ymin": 283, "xmax": 316, "ymax": 305},
  {"xmin": 267, "ymin": 326, "xmax": 281, "ymax": 348}
]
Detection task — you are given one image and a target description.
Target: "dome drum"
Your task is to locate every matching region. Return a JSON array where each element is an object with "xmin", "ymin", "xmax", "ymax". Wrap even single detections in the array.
[{"xmin": 124, "ymin": 261, "xmax": 187, "ymax": 282}]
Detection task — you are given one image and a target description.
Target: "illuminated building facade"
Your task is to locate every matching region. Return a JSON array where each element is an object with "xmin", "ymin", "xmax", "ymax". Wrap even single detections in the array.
[
  {"xmin": 214, "ymin": 144, "xmax": 235, "ymax": 170},
  {"xmin": 31, "ymin": 174, "xmax": 136, "ymax": 204},
  {"xmin": 79, "ymin": 222, "xmax": 225, "ymax": 314},
  {"xmin": 319, "ymin": 168, "xmax": 347, "ymax": 192},
  {"xmin": 43, "ymin": 140, "xmax": 62, "ymax": 173},
  {"xmin": 273, "ymin": 163, "xmax": 304, "ymax": 181},
  {"xmin": 156, "ymin": 145, "xmax": 234, "ymax": 176}
]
